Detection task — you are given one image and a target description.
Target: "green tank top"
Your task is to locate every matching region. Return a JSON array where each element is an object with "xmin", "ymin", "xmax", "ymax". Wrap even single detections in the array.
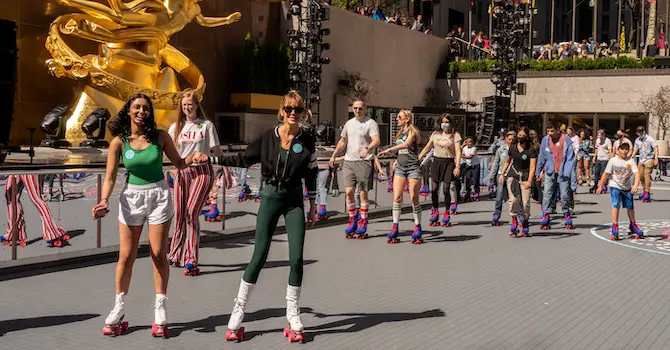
[{"xmin": 122, "ymin": 138, "xmax": 164, "ymax": 185}]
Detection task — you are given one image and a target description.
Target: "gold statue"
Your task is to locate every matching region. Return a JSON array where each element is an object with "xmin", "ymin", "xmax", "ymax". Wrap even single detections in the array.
[{"xmin": 45, "ymin": 0, "xmax": 241, "ymax": 144}]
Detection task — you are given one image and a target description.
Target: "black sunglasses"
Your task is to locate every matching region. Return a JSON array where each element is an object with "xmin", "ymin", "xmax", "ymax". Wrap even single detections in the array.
[
  {"xmin": 283, "ymin": 106, "xmax": 305, "ymax": 114},
  {"xmin": 353, "ymin": 107, "xmax": 364, "ymax": 111}
]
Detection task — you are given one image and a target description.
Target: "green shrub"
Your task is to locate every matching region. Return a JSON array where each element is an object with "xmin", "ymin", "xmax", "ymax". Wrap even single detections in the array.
[{"xmin": 449, "ymin": 56, "xmax": 659, "ymax": 73}]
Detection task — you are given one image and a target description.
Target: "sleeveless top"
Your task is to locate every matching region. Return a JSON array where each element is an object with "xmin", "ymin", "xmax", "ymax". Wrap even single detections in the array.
[
  {"xmin": 396, "ymin": 129, "xmax": 419, "ymax": 167},
  {"xmin": 122, "ymin": 137, "xmax": 164, "ymax": 185}
]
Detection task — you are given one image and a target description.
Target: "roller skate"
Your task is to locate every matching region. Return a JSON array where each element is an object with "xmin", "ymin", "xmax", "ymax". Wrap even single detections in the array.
[
  {"xmin": 441, "ymin": 211, "xmax": 451, "ymax": 227},
  {"xmin": 640, "ymin": 191, "xmax": 651, "ymax": 203},
  {"xmin": 203, "ymin": 203, "xmax": 222, "ymax": 222},
  {"xmin": 73, "ymin": 172, "xmax": 85, "ymax": 181},
  {"xmin": 410, "ymin": 224, "xmax": 424, "ymax": 244},
  {"xmin": 316, "ymin": 205, "xmax": 327, "ymax": 221},
  {"xmin": 254, "ymin": 193, "xmax": 261, "ymax": 203},
  {"xmin": 46, "ymin": 236, "xmax": 68, "ymax": 248},
  {"xmin": 601, "ymin": 185, "xmax": 608, "ymax": 194},
  {"xmin": 102, "ymin": 293, "xmax": 128, "ymax": 336},
  {"xmin": 167, "ymin": 173, "xmax": 174, "ymax": 188},
  {"xmin": 226, "ymin": 280, "xmax": 254, "ymax": 342},
  {"xmin": 472, "ymin": 192, "xmax": 480, "ymax": 201},
  {"xmin": 386, "ymin": 223, "xmax": 400, "ymax": 244},
  {"xmin": 354, "ymin": 218, "xmax": 368, "ymax": 239},
  {"xmin": 303, "ymin": 188, "xmax": 309, "ymax": 201},
  {"xmin": 0, "ymin": 235, "xmax": 26, "ymax": 247},
  {"xmin": 449, "ymin": 202, "xmax": 458, "ymax": 215},
  {"xmin": 152, "ymin": 294, "xmax": 169, "ymax": 338},
  {"xmin": 387, "ymin": 181, "xmax": 393, "ymax": 193},
  {"xmin": 610, "ymin": 224, "xmax": 619, "ymax": 241},
  {"xmin": 509, "ymin": 217, "xmax": 519, "ymax": 237},
  {"xmin": 492, "ymin": 214, "xmax": 500, "ymax": 226},
  {"xmin": 404, "ymin": 185, "xmax": 409, "ymax": 193},
  {"xmin": 238, "ymin": 185, "xmax": 252, "ymax": 202},
  {"xmin": 629, "ymin": 221, "xmax": 644, "ymax": 239},
  {"xmin": 420, "ymin": 184, "xmax": 430, "ymax": 197},
  {"xmin": 374, "ymin": 174, "xmax": 384, "ymax": 182},
  {"xmin": 564, "ymin": 214, "xmax": 574, "ymax": 229},
  {"xmin": 520, "ymin": 217, "xmax": 530, "ymax": 237},
  {"xmin": 540, "ymin": 213, "xmax": 551, "ymax": 230},
  {"xmin": 429, "ymin": 208, "xmax": 439, "ymax": 226},
  {"xmin": 184, "ymin": 260, "xmax": 200, "ymax": 276},
  {"xmin": 344, "ymin": 216, "xmax": 358, "ymax": 239},
  {"xmin": 284, "ymin": 285, "xmax": 305, "ymax": 343}
]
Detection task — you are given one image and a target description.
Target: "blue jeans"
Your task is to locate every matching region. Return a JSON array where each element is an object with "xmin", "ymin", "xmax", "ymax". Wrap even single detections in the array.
[
  {"xmin": 493, "ymin": 179, "xmax": 506, "ymax": 217},
  {"xmin": 543, "ymin": 173, "xmax": 572, "ymax": 215},
  {"xmin": 234, "ymin": 167, "xmax": 248, "ymax": 187},
  {"xmin": 570, "ymin": 162, "xmax": 577, "ymax": 192},
  {"xmin": 316, "ymin": 168, "xmax": 330, "ymax": 206}
]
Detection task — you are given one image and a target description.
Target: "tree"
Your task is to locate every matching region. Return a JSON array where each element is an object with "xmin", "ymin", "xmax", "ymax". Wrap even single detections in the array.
[
  {"xmin": 339, "ymin": 71, "xmax": 373, "ymax": 101},
  {"xmin": 640, "ymin": 86, "xmax": 670, "ymax": 140}
]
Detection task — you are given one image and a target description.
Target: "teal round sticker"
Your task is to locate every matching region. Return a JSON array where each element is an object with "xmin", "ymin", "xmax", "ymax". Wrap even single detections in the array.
[
  {"xmin": 125, "ymin": 150, "xmax": 135, "ymax": 159},
  {"xmin": 521, "ymin": 154, "xmax": 528, "ymax": 160},
  {"xmin": 292, "ymin": 143, "xmax": 303, "ymax": 153}
]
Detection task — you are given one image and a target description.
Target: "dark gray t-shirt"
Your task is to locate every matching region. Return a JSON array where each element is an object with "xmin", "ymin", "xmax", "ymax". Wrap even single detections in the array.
[{"xmin": 396, "ymin": 129, "xmax": 419, "ymax": 167}]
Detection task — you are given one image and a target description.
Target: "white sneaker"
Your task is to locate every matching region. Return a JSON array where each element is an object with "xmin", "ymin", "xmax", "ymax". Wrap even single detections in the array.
[
  {"xmin": 105, "ymin": 292, "xmax": 125, "ymax": 325},
  {"xmin": 155, "ymin": 294, "xmax": 168, "ymax": 326},
  {"xmin": 227, "ymin": 279, "xmax": 254, "ymax": 331},
  {"xmin": 286, "ymin": 285, "xmax": 303, "ymax": 332}
]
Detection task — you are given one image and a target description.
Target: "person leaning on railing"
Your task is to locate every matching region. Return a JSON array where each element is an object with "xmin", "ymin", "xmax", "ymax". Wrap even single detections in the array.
[{"xmin": 92, "ymin": 93, "xmax": 198, "ymax": 337}]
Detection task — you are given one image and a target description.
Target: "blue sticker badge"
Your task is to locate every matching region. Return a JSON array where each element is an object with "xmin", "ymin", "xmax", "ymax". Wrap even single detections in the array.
[
  {"xmin": 521, "ymin": 154, "xmax": 528, "ymax": 160},
  {"xmin": 292, "ymin": 143, "xmax": 303, "ymax": 153},
  {"xmin": 125, "ymin": 150, "xmax": 135, "ymax": 159}
]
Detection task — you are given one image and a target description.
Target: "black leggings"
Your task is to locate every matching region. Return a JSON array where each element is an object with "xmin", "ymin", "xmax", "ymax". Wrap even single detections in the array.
[{"xmin": 430, "ymin": 157, "xmax": 456, "ymax": 209}]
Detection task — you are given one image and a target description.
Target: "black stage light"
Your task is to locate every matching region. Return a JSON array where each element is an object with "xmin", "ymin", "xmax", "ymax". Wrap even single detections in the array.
[
  {"xmin": 80, "ymin": 107, "xmax": 110, "ymax": 148},
  {"xmin": 290, "ymin": 0, "xmax": 301, "ymax": 16},
  {"xmin": 40, "ymin": 105, "xmax": 71, "ymax": 148}
]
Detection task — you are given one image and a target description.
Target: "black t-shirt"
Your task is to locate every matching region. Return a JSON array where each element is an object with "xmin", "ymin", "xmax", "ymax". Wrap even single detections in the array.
[{"xmin": 507, "ymin": 144, "xmax": 537, "ymax": 181}]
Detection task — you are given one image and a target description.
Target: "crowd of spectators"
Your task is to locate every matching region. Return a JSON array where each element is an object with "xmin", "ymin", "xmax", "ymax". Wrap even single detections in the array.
[
  {"xmin": 535, "ymin": 38, "xmax": 621, "ymax": 61},
  {"xmin": 354, "ymin": 7, "xmax": 433, "ymax": 35}
]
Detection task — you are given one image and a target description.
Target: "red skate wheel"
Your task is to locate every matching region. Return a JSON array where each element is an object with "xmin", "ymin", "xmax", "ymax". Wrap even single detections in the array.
[
  {"xmin": 3, "ymin": 241, "xmax": 9, "ymax": 246},
  {"xmin": 54, "ymin": 240, "xmax": 63, "ymax": 247},
  {"xmin": 121, "ymin": 321, "xmax": 129, "ymax": 330},
  {"xmin": 19, "ymin": 240, "xmax": 26, "ymax": 247},
  {"xmin": 183, "ymin": 270, "xmax": 189, "ymax": 276},
  {"xmin": 62, "ymin": 234, "xmax": 70, "ymax": 240},
  {"xmin": 284, "ymin": 327, "xmax": 290, "ymax": 337}
]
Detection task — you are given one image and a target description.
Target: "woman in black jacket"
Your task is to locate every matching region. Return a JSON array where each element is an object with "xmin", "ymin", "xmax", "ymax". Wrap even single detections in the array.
[{"xmin": 197, "ymin": 90, "xmax": 317, "ymax": 343}]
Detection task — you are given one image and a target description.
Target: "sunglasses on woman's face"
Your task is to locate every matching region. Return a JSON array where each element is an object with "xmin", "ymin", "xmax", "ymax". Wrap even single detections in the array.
[{"xmin": 283, "ymin": 106, "xmax": 305, "ymax": 114}]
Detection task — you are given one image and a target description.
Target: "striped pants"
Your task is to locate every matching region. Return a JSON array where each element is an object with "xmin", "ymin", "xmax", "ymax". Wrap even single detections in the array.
[
  {"xmin": 4, "ymin": 175, "xmax": 66, "ymax": 242},
  {"xmin": 168, "ymin": 164, "xmax": 214, "ymax": 266}
]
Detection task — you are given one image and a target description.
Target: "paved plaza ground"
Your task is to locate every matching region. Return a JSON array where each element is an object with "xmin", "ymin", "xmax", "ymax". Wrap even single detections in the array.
[{"xmin": 3, "ymin": 172, "xmax": 670, "ymax": 349}]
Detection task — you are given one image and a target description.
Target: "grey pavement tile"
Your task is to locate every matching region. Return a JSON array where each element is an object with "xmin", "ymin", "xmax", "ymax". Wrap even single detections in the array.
[{"xmin": 3, "ymin": 185, "xmax": 670, "ymax": 348}]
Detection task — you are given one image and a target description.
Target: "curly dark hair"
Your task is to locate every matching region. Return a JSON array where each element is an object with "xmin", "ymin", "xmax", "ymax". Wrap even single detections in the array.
[{"xmin": 108, "ymin": 93, "xmax": 158, "ymax": 141}]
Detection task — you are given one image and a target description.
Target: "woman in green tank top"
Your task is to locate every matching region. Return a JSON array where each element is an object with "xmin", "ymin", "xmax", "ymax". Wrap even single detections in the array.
[{"xmin": 92, "ymin": 93, "xmax": 197, "ymax": 338}]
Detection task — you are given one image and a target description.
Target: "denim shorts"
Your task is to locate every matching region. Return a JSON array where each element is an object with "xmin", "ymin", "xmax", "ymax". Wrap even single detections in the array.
[
  {"xmin": 395, "ymin": 164, "xmax": 422, "ymax": 179},
  {"xmin": 610, "ymin": 187, "xmax": 634, "ymax": 209}
]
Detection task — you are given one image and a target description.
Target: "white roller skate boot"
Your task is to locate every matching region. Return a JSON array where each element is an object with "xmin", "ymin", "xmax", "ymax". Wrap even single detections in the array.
[
  {"xmin": 284, "ymin": 285, "xmax": 305, "ymax": 343},
  {"xmin": 226, "ymin": 279, "xmax": 254, "ymax": 342},
  {"xmin": 152, "ymin": 294, "xmax": 168, "ymax": 338},
  {"xmin": 103, "ymin": 293, "xmax": 128, "ymax": 336}
]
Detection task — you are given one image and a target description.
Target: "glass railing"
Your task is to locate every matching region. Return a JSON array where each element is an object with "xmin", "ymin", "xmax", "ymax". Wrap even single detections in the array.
[{"xmin": 0, "ymin": 154, "xmax": 497, "ymax": 262}]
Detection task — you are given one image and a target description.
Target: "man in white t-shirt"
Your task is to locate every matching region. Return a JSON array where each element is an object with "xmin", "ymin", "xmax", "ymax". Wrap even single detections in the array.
[
  {"xmin": 590, "ymin": 129, "xmax": 612, "ymax": 193},
  {"xmin": 329, "ymin": 100, "xmax": 380, "ymax": 237},
  {"xmin": 632, "ymin": 126, "xmax": 659, "ymax": 201},
  {"xmin": 596, "ymin": 142, "xmax": 643, "ymax": 239}
]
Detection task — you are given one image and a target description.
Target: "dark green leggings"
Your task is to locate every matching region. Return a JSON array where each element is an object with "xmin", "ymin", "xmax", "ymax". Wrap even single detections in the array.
[{"xmin": 243, "ymin": 184, "xmax": 306, "ymax": 286}]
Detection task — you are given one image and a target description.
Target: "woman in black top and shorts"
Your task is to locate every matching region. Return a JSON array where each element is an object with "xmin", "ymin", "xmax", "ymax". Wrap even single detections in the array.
[{"xmin": 499, "ymin": 126, "xmax": 537, "ymax": 237}]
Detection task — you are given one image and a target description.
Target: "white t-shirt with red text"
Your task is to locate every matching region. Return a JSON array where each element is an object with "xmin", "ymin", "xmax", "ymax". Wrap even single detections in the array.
[{"xmin": 168, "ymin": 118, "xmax": 220, "ymax": 158}]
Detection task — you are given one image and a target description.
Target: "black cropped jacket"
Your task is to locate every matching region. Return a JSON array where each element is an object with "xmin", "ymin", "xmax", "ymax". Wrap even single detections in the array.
[{"xmin": 208, "ymin": 126, "xmax": 318, "ymax": 200}]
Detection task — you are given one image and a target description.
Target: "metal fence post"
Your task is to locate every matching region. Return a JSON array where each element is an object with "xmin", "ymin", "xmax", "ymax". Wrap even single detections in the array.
[
  {"xmin": 10, "ymin": 176, "xmax": 18, "ymax": 260},
  {"xmin": 96, "ymin": 174, "xmax": 102, "ymax": 248}
]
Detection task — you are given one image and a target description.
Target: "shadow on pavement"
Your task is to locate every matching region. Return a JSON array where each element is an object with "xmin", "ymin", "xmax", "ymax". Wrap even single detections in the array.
[
  {"xmin": 0, "ymin": 313, "xmax": 100, "ymax": 336},
  {"xmin": 226, "ymin": 211, "xmax": 256, "ymax": 219},
  {"xmin": 23, "ymin": 229, "xmax": 85, "ymax": 246},
  {"xmin": 423, "ymin": 235, "xmax": 481, "ymax": 243},
  {"xmin": 196, "ymin": 259, "xmax": 317, "ymax": 276},
  {"xmin": 531, "ymin": 231, "xmax": 581, "ymax": 238},
  {"xmin": 124, "ymin": 307, "xmax": 315, "ymax": 337},
  {"xmin": 245, "ymin": 308, "xmax": 446, "ymax": 342}
]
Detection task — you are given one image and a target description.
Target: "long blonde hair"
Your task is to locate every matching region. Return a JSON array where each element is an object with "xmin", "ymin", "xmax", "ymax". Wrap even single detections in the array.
[
  {"xmin": 173, "ymin": 90, "xmax": 207, "ymax": 146},
  {"xmin": 394, "ymin": 109, "xmax": 420, "ymax": 145}
]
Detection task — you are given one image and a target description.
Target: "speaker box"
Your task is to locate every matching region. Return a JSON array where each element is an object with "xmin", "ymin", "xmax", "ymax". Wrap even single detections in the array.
[{"xmin": 0, "ymin": 19, "xmax": 17, "ymax": 146}]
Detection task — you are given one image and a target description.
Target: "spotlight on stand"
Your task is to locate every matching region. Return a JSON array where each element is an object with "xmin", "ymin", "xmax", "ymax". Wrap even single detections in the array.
[
  {"xmin": 40, "ymin": 105, "xmax": 71, "ymax": 148},
  {"xmin": 80, "ymin": 107, "xmax": 110, "ymax": 148}
]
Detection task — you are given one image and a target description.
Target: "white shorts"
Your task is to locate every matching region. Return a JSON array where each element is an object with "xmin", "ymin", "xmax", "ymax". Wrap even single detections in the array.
[{"xmin": 118, "ymin": 180, "xmax": 174, "ymax": 226}]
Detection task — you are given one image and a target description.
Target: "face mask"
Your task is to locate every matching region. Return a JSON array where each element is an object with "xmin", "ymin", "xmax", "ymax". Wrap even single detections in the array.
[{"xmin": 441, "ymin": 123, "xmax": 450, "ymax": 131}]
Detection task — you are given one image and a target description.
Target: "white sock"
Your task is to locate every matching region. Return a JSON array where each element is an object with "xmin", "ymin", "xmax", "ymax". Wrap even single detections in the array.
[
  {"xmin": 392, "ymin": 203, "xmax": 401, "ymax": 224},
  {"xmin": 412, "ymin": 205, "xmax": 421, "ymax": 225}
]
